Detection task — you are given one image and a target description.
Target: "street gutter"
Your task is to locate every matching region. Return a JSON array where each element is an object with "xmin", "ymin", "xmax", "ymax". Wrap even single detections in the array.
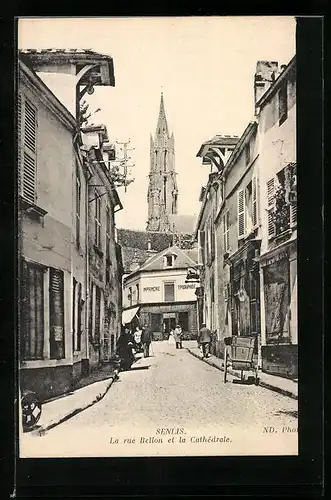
[{"xmin": 187, "ymin": 348, "xmax": 298, "ymax": 401}]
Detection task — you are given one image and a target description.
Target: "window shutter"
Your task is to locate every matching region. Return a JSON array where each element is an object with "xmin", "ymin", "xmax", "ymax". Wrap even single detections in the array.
[
  {"xmin": 49, "ymin": 269, "xmax": 65, "ymax": 359},
  {"xmin": 237, "ymin": 189, "xmax": 245, "ymax": 237},
  {"xmin": 22, "ymin": 98, "xmax": 37, "ymax": 203},
  {"xmin": 226, "ymin": 211, "xmax": 230, "ymax": 251},
  {"xmin": 267, "ymin": 178, "xmax": 276, "ymax": 238},
  {"xmin": 252, "ymin": 177, "xmax": 258, "ymax": 227},
  {"xmin": 290, "ymin": 202, "xmax": 297, "ymax": 228},
  {"xmin": 222, "ymin": 214, "xmax": 226, "ymax": 250}
]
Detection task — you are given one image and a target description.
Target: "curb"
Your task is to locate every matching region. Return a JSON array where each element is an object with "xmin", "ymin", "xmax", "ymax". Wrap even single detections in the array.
[
  {"xmin": 32, "ymin": 370, "xmax": 119, "ymax": 436},
  {"xmin": 187, "ymin": 348, "xmax": 298, "ymax": 400}
]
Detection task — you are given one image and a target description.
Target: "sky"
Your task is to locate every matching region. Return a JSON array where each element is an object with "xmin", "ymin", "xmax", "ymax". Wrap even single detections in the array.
[{"xmin": 18, "ymin": 17, "xmax": 296, "ymax": 230}]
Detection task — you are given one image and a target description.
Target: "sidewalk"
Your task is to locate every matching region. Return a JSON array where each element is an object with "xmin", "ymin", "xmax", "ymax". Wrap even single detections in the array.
[
  {"xmin": 29, "ymin": 367, "xmax": 119, "ymax": 435},
  {"xmin": 186, "ymin": 343, "xmax": 298, "ymax": 400}
]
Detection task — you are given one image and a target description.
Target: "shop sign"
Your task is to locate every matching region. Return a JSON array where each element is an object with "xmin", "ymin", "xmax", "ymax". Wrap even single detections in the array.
[
  {"xmin": 261, "ymin": 250, "xmax": 288, "ymax": 268},
  {"xmin": 178, "ymin": 284, "xmax": 196, "ymax": 290},
  {"xmin": 143, "ymin": 286, "xmax": 160, "ymax": 292},
  {"xmin": 53, "ymin": 326, "xmax": 63, "ymax": 342}
]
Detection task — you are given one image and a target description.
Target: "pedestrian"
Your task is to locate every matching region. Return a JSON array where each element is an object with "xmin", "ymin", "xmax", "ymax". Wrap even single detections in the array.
[
  {"xmin": 134, "ymin": 325, "xmax": 142, "ymax": 352},
  {"xmin": 197, "ymin": 323, "xmax": 212, "ymax": 358},
  {"xmin": 141, "ymin": 325, "xmax": 153, "ymax": 358},
  {"xmin": 116, "ymin": 327, "xmax": 135, "ymax": 370},
  {"xmin": 173, "ymin": 324, "xmax": 183, "ymax": 349},
  {"xmin": 168, "ymin": 327, "xmax": 176, "ymax": 346}
]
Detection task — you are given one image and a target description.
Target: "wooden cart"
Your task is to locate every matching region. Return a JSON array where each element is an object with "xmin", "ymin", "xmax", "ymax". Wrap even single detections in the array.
[{"xmin": 223, "ymin": 336, "xmax": 259, "ymax": 385}]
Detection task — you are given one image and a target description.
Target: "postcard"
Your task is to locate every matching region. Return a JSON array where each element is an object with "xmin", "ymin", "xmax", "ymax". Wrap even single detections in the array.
[{"xmin": 17, "ymin": 16, "xmax": 298, "ymax": 458}]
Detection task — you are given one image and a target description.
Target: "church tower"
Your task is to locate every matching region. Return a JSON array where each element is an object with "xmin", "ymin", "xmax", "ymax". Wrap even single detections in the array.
[{"xmin": 146, "ymin": 93, "xmax": 178, "ymax": 232}]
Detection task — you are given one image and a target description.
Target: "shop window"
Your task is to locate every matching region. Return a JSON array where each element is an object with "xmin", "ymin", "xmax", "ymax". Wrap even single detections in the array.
[
  {"xmin": 151, "ymin": 313, "xmax": 162, "ymax": 331},
  {"xmin": 178, "ymin": 312, "xmax": 189, "ymax": 332},
  {"xmin": 49, "ymin": 268, "xmax": 65, "ymax": 359},
  {"xmin": 164, "ymin": 282, "xmax": 175, "ymax": 302},
  {"xmin": 20, "ymin": 259, "xmax": 45, "ymax": 360}
]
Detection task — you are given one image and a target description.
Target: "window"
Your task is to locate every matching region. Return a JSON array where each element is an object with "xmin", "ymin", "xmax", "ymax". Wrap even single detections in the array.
[
  {"xmin": 252, "ymin": 177, "xmax": 258, "ymax": 227},
  {"xmin": 49, "ymin": 268, "xmax": 65, "ymax": 359},
  {"xmin": 279, "ymin": 82, "xmax": 288, "ymax": 125},
  {"xmin": 18, "ymin": 94, "xmax": 38, "ymax": 204},
  {"xmin": 136, "ymin": 284, "xmax": 140, "ymax": 303},
  {"xmin": 106, "ymin": 206, "xmax": 111, "ymax": 262},
  {"xmin": 165, "ymin": 255, "xmax": 173, "ymax": 267},
  {"xmin": 76, "ymin": 165, "xmax": 81, "ymax": 248},
  {"xmin": 198, "ymin": 230, "xmax": 205, "ymax": 265},
  {"xmin": 267, "ymin": 164, "xmax": 296, "ymax": 239},
  {"xmin": 128, "ymin": 287, "xmax": 132, "ymax": 306},
  {"xmin": 20, "ymin": 259, "xmax": 44, "ymax": 360},
  {"xmin": 222, "ymin": 210, "xmax": 230, "ymax": 253},
  {"xmin": 151, "ymin": 313, "xmax": 161, "ymax": 331},
  {"xmin": 72, "ymin": 279, "xmax": 83, "ymax": 352},
  {"xmin": 237, "ymin": 189, "xmax": 246, "ymax": 238},
  {"xmin": 94, "ymin": 286, "xmax": 101, "ymax": 342},
  {"xmin": 95, "ymin": 193, "xmax": 101, "ymax": 248},
  {"xmin": 164, "ymin": 282, "xmax": 175, "ymax": 302}
]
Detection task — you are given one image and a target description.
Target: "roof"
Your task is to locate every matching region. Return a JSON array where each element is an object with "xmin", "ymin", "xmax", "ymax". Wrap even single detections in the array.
[
  {"xmin": 196, "ymin": 134, "xmax": 239, "ymax": 157},
  {"xmin": 19, "ymin": 48, "xmax": 115, "ymax": 87},
  {"xmin": 167, "ymin": 214, "xmax": 197, "ymax": 234},
  {"xmin": 127, "ymin": 245, "xmax": 198, "ymax": 276}
]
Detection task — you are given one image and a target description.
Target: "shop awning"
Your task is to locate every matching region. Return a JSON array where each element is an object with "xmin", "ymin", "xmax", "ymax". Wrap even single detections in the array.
[{"xmin": 122, "ymin": 307, "xmax": 140, "ymax": 325}]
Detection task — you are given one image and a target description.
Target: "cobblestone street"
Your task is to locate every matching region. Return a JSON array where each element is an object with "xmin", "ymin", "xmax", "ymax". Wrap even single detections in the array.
[{"xmin": 21, "ymin": 341, "xmax": 298, "ymax": 457}]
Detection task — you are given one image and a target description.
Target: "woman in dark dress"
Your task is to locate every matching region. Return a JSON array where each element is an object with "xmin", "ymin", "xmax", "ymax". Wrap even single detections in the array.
[{"xmin": 116, "ymin": 327, "xmax": 135, "ymax": 370}]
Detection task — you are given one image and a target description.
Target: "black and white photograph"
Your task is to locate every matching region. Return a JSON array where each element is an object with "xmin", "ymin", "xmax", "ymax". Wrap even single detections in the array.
[{"xmin": 17, "ymin": 16, "xmax": 298, "ymax": 458}]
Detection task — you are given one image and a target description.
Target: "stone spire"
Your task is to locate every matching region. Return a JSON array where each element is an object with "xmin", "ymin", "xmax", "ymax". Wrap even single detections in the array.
[{"xmin": 146, "ymin": 93, "xmax": 178, "ymax": 232}]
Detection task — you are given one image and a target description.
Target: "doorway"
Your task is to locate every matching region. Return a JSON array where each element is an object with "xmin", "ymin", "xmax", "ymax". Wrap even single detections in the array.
[{"xmin": 163, "ymin": 315, "xmax": 176, "ymax": 338}]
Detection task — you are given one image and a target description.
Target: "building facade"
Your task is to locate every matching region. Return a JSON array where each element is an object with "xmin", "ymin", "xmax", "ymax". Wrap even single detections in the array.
[
  {"xmin": 122, "ymin": 245, "xmax": 199, "ymax": 340},
  {"xmin": 18, "ymin": 49, "xmax": 124, "ymax": 401},
  {"xmin": 194, "ymin": 57, "xmax": 297, "ymax": 379},
  {"xmin": 256, "ymin": 58, "xmax": 297, "ymax": 378}
]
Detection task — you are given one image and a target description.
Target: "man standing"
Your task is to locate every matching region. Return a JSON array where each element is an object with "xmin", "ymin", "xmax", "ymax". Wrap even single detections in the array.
[
  {"xmin": 197, "ymin": 323, "xmax": 212, "ymax": 358},
  {"xmin": 141, "ymin": 325, "xmax": 153, "ymax": 358},
  {"xmin": 173, "ymin": 324, "xmax": 183, "ymax": 349}
]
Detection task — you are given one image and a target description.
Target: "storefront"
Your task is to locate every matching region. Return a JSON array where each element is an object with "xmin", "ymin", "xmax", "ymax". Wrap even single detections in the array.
[
  {"xmin": 260, "ymin": 237, "xmax": 297, "ymax": 379},
  {"xmin": 138, "ymin": 302, "xmax": 198, "ymax": 341},
  {"xmin": 228, "ymin": 239, "xmax": 261, "ymax": 360}
]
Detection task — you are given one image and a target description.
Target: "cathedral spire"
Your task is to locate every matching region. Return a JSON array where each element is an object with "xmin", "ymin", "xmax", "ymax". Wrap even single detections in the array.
[{"xmin": 156, "ymin": 91, "xmax": 169, "ymax": 137}]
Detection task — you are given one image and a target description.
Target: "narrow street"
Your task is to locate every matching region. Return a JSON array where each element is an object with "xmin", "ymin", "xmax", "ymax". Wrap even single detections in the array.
[{"xmin": 21, "ymin": 341, "xmax": 298, "ymax": 457}]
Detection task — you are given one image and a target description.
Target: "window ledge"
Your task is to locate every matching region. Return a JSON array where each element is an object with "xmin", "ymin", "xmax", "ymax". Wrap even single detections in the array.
[{"xmin": 19, "ymin": 196, "xmax": 48, "ymax": 217}]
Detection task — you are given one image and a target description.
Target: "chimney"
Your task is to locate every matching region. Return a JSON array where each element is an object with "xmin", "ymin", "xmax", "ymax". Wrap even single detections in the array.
[{"xmin": 254, "ymin": 60, "xmax": 279, "ymax": 111}]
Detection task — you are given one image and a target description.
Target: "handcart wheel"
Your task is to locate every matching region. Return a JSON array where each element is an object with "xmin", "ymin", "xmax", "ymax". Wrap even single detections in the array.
[
  {"xmin": 21, "ymin": 390, "xmax": 42, "ymax": 432},
  {"xmin": 223, "ymin": 347, "xmax": 228, "ymax": 383}
]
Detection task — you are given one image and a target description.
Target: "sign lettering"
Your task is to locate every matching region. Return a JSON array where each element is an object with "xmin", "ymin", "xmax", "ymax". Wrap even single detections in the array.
[
  {"xmin": 143, "ymin": 286, "xmax": 160, "ymax": 292},
  {"xmin": 178, "ymin": 284, "xmax": 196, "ymax": 290}
]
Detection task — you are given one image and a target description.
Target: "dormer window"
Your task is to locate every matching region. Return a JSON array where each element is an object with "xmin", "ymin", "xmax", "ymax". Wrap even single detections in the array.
[{"xmin": 164, "ymin": 253, "xmax": 176, "ymax": 268}]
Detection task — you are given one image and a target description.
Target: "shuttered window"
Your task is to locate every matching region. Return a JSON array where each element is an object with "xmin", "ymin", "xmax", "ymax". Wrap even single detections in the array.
[
  {"xmin": 95, "ymin": 286, "xmax": 101, "ymax": 341},
  {"xmin": 164, "ymin": 282, "xmax": 175, "ymax": 302},
  {"xmin": 237, "ymin": 189, "xmax": 245, "ymax": 238},
  {"xmin": 252, "ymin": 177, "xmax": 258, "ymax": 227},
  {"xmin": 95, "ymin": 194, "xmax": 102, "ymax": 248},
  {"xmin": 49, "ymin": 268, "xmax": 65, "ymax": 359},
  {"xmin": 290, "ymin": 202, "xmax": 297, "ymax": 228},
  {"xmin": 18, "ymin": 94, "xmax": 38, "ymax": 204},
  {"xmin": 223, "ymin": 210, "xmax": 230, "ymax": 252},
  {"xmin": 267, "ymin": 178, "xmax": 276, "ymax": 238},
  {"xmin": 198, "ymin": 230, "xmax": 205, "ymax": 265},
  {"xmin": 20, "ymin": 259, "xmax": 44, "ymax": 360}
]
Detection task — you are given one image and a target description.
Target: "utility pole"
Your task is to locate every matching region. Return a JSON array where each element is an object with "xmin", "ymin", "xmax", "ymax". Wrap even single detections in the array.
[{"xmin": 115, "ymin": 139, "xmax": 135, "ymax": 193}]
